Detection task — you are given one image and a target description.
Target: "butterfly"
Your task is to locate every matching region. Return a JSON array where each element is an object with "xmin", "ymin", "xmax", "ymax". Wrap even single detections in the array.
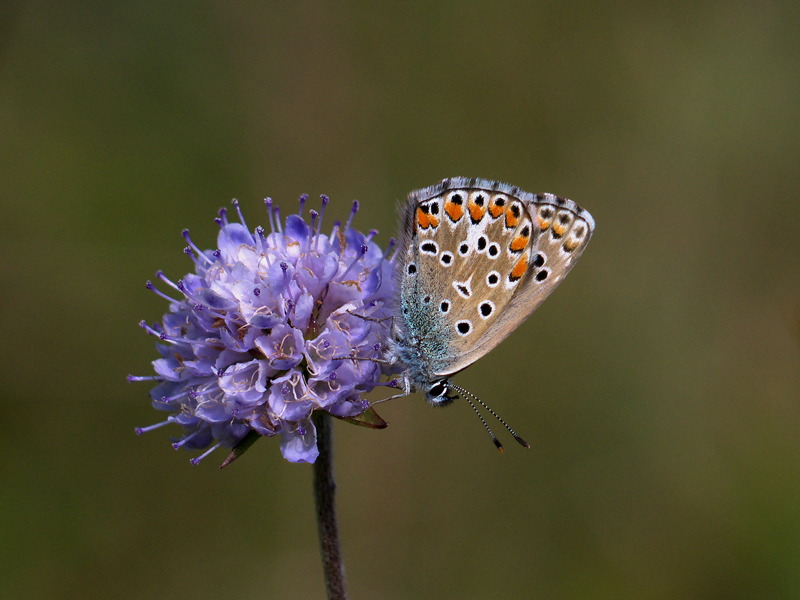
[{"xmin": 380, "ymin": 177, "xmax": 594, "ymax": 449}]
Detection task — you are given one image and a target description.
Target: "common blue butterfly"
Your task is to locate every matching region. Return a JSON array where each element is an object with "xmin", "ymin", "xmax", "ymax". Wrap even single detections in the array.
[{"xmin": 381, "ymin": 178, "xmax": 595, "ymax": 449}]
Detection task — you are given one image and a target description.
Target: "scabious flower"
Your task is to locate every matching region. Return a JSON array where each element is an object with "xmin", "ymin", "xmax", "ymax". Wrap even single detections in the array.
[{"xmin": 130, "ymin": 195, "xmax": 400, "ymax": 464}]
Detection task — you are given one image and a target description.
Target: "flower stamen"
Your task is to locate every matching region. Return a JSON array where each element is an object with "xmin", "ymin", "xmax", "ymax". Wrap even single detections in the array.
[
  {"xmin": 156, "ymin": 270, "xmax": 182, "ymax": 293},
  {"xmin": 232, "ymin": 198, "xmax": 248, "ymax": 231},
  {"xmin": 190, "ymin": 442, "xmax": 221, "ymax": 465},
  {"xmin": 316, "ymin": 195, "xmax": 329, "ymax": 252},
  {"xmin": 339, "ymin": 244, "xmax": 368, "ymax": 280},
  {"xmin": 182, "ymin": 229, "xmax": 212, "ymax": 265},
  {"xmin": 173, "ymin": 431, "xmax": 199, "ymax": 449},
  {"xmin": 298, "ymin": 193, "xmax": 308, "ymax": 216},
  {"xmin": 306, "ymin": 210, "xmax": 318, "ymax": 254},
  {"xmin": 343, "ymin": 200, "xmax": 359, "ymax": 237},
  {"xmin": 146, "ymin": 280, "xmax": 180, "ymax": 304},
  {"xmin": 135, "ymin": 420, "xmax": 172, "ymax": 435},
  {"xmin": 127, "ymin": 374, "xmax": 163, "ymax": 382}
]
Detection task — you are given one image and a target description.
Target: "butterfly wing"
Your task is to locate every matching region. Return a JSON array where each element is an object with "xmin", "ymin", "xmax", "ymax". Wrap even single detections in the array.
[
  {"xmin": 445, "ymin": 187, "xmax": 594, "ymax": 374},
  {"xmin": 399, "ymin": 178, "xmax": 594, "ymax": 378}
]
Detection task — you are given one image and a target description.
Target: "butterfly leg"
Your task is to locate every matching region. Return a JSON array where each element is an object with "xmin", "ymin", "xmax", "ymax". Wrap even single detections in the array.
[
  {"xmin": 346, "ymin": 309, "xmax": 394, "ymax": 325},
  {"xmin": 330, "ymin": 352, "xmax": 395, "ymax": 367},
  {"xmin": 369, "ymin": 375, "xmax": 413, "ymax": 406}
]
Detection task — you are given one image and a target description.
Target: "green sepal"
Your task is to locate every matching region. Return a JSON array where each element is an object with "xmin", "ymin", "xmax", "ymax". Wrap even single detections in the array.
[
  {"xmin": 219, "ymin": 430, "xmax": 261, "ymax": 469},
  {"xmin": 333, "ymin": 406, "xmax": 388, "ymax": 429}
]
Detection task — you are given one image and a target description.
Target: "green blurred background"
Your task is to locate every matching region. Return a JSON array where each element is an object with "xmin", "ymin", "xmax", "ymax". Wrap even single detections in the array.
[{"xmin": 2, "ymin": 2, "xmax": 799, "ymax": 599}]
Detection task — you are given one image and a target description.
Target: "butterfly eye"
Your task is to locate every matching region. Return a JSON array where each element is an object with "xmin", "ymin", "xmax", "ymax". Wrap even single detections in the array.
[{"xmin": 428, "ymin": 381, "xmax": 447, "ymax": 397}]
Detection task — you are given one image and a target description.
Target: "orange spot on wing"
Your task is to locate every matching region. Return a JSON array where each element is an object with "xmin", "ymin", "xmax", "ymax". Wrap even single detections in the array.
[
  {"xmin": 417, "ymin": 207, "xmax": 430, "ymax": 229},
  {"xmin": 510, "ymin": 233, "xmax": 529, "ymax": 252},
  {"xmin": 563, "ymin": 238, "xmax": 580, "ymax": 252},
  {"xmin": 505, "ymin": 206, "xmax": 520, "ymax": 229},
  {"xmin": 538, "ymin": 215, "xmax": 551, "ymax": 230},
  {"xmin": 552, "ymin": 222, "xmax": 567, "ymax": 236},
  {"xmin": 509, "ymin": 254, "xmax": 528, "ymax": 282},
  {"xmin": 428, "ymin": 215, "xmax": 439, "ymax": 228},
  {"xmin": 444, "ymin": 200, "xmax": 463, "ymax": 222},
  {"xmin": 468, "ymin": 198, "xmax": 487, "ymax": 223},
  {"xmin": 489, "ymin": 198, "xmax": 505, "ymax": 218}
]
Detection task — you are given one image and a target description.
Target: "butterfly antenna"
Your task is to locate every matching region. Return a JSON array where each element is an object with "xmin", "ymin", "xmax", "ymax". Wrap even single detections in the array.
[
  {"xmin": 449, "ymin": 383, "xmax": 530, "ymax": 449},
  {"xmin": 461, "ymin": 394, "xmax": 504, "ymax": 452}
]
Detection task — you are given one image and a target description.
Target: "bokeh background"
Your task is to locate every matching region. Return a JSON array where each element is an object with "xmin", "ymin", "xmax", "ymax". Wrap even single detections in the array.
[{"xmin": 2, "ymin": 2, "xmax": 799, "ymax": 599}]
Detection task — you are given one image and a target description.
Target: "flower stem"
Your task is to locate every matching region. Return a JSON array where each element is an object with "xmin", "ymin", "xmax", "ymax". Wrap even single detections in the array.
[{"xmin": 312, "ymin": 411, "xmax": 349, "ymax": 600}]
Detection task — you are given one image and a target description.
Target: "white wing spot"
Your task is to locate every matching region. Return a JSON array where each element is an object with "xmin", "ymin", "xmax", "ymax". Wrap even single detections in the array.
[
  {"xmin": 453, "ymin": 275, "xmax": 473, "ymax": 298},
  {"xmin": 420, "ymin": 240, "xmax": 439, "ymax": 255},
  {"xmin": 478, "ymin": 300, "xmax": 495, "ymax": 320},
  {"xmin": 534, "ymin": 268, "xmax": 551, "ymax": 283},
  {"xmin": 455, "ymin": 320, "xmax": 472, "ymax": 336}
]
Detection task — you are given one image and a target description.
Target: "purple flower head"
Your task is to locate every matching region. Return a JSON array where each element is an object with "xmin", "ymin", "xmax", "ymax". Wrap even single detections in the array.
[{"xmin": 132, "ymin": 195, "xmax": 399, "ymax": 464}]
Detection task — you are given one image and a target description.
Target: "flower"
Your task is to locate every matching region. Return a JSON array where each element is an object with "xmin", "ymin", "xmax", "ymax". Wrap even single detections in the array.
[{"xmin": 130, "ymin": 195, "xmax": 399, "ymax": 464}]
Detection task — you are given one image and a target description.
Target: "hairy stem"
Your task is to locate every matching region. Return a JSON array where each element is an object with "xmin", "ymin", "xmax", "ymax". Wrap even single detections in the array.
[{"xmin": 312, "ymin": 411, "xmax": 348, "ymax": 600}]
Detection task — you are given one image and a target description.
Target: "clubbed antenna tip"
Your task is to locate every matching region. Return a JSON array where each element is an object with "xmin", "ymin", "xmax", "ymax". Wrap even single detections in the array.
[{"xmin": 449, "ymin": 382, "xmax": 528, "ymax": 452}]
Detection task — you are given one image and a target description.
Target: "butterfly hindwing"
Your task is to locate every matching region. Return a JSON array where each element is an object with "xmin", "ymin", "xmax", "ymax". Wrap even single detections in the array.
[{"xmin": 447, "ymin": 191, "xmax": 594, "ymax": 373}]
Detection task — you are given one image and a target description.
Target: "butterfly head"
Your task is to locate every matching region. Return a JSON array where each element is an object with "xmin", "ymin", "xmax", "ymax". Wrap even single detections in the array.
[{"xmin": 425, "ymin": 379, "xmax": 459, "ymax": 407}]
